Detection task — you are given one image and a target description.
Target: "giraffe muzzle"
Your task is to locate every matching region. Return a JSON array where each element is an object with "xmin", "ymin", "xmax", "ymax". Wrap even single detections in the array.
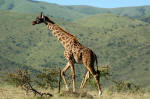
[{"xmin": 32, "ymin": 21, "xmax": 36, "ymax": 25}]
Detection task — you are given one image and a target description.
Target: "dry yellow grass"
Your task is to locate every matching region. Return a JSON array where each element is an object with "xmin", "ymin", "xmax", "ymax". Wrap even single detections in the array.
[{"xmin": 0, "ymin": 85, "xmax": 149, "ymax": 99}]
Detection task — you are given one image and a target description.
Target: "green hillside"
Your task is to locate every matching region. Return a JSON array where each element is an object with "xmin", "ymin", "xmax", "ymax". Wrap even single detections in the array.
[
  {"xmin": 75, "ymin": 14, "xmax": 150, "ymax": 88},
  {"xmin": 66, "ymin": 5, "xmax": 150, "ymax": 18},
  {"xmin": 1, "ymin": 0, "xmax": 150, "ymax": 21},
  {"xmin": 0, "ymin": 0, "xmax": 86, "ymax": 21},
  {"xmin": 65, "ymin": 5, "xmax": 110, "ymax": 15},
  {"xmin": 138, "ymin": 15, "xmax": 150, "ymax": 23},
  {"xmin": 0, "ymin": 10, "xmax": 150, "ymax": 89},
  {"xmin": 0, "ymin": 10, "xmax": 89, "ymax": 82},
  {"xmin": 109, "ymin": 6, "xmax": 150, "ymax": 18},
  {"xmin": 75, "ymin": 14, "xmax": 147, "ymax": 28},
  {"xmin": 0, "ymin": 11, "xmax": 62, "ymax": 69}
]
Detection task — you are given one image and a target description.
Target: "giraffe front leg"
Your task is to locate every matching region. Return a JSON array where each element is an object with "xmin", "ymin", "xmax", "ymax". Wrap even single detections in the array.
[
  {"xmin": 69, "ymin": 62, "xmax": 76, "ymax": 92},
  {"xmin": 61, "ymin": 62, "xmax": 70, "ymax": 91}
]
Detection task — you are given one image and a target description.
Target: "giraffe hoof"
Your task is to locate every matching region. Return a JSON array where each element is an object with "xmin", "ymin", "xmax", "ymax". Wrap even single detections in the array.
[
  {"xmin": 99, "ymin": 91, "xmax": 102, "ymax": 96},
  {"xmin": 73, "ymin": 88, "xmax": 76, "ymax": 92},
  {"xmin": 66, "ymin": 85, "xmax": 69, "ymax": 91}
]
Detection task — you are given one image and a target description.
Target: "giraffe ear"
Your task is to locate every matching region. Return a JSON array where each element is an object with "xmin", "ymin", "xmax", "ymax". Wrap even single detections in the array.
[{"xmin": 40, "ymin": 12, "xmax": 44, "ymax": 18}]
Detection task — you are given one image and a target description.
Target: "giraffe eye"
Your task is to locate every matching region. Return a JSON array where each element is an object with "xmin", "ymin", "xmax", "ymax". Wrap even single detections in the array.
[
  {"xmin": 36, "ymin": 18, "xmax": 42, "ymax": 23},
  {"xmin": 36, "ymin": 20, "xmax": 40, "ymax": 23}
]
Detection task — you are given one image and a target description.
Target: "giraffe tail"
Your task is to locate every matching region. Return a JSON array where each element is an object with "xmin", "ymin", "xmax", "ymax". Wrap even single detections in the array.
[
  {"xmin": 94, "ymin": 53, "xmax": 101, "ymax": 82},
  {"xmin": 94, "ymin": 53, "xmax": 99, "ymax": 72}
]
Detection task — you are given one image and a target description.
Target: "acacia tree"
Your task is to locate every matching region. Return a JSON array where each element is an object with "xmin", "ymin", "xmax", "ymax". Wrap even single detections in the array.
[{"xmin": 5, "ymin": 69, "xmax": 58, "ymax": 96}]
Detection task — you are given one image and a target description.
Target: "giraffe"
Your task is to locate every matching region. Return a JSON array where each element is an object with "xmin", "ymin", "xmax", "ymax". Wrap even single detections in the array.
[{"xmin": 32, "ymin": 12, "xmax": 102, "ymax": 96}]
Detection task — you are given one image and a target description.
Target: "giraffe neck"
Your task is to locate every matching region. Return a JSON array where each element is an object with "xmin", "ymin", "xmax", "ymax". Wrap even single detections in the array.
[{"xmin": 46, "ymin": 22, "xmax": 77, "ymax": 48}]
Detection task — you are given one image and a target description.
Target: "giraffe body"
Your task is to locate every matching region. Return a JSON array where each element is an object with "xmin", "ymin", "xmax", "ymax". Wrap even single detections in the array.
[{"xmin": 32, "ymin": 12, "xmax": 102, "ymax": 95}]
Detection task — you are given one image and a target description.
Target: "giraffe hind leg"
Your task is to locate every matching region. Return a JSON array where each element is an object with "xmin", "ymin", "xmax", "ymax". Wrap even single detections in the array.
[
  {"xmin": 86, "ymin": 66, "xmax": 102, "ymax": 96},
  {"xmin": 94, "ymin": 71, "xmax": 102, "ymax": 96},
  {"xmin": 80, "ymin": 71, "xmax": 90, "ymax": 89}
]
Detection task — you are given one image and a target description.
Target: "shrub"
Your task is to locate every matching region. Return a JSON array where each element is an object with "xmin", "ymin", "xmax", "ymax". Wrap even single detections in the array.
[
  {"xmin": 5, "ymin": 69, "xmax": 58, "ymax": 96},
  {"xmin": 35, "ymin": 68, "xmax": 59, "ymax": 89}
]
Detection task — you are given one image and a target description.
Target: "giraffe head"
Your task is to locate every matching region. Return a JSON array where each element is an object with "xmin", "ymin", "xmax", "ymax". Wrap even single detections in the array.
[{"xmin": 32, "ymin": 12, "xmax": 54, "ymax": 25}]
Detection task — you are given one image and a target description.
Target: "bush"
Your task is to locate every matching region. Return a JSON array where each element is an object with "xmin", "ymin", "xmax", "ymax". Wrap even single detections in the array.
[
  {"xmin": 4, "ymin": 69, "xmax": 60, "ymax": 96},
  {"xmin": 86, "ymin": 65, "xmax": 143, "ymax": 94},
  {"xmin": 35, "ymin": 68, "xmax": 59, "ymax": 89},
  {"xmin": 6, "ymin": 70, "xmax": 31, "ymax": 87},
  {"xmin": 87, "ymin": 65, "xmax": 111, "ymax": 87}
]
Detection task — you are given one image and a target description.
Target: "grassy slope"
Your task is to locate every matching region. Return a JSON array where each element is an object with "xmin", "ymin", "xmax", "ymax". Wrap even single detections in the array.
[
  {"xmin": 0, "ymin": 10, "xmax": 150, "ymax": 89},
  {"xmin": 0, "ymin": 85, "xmax": 150, "ymax": 99}
]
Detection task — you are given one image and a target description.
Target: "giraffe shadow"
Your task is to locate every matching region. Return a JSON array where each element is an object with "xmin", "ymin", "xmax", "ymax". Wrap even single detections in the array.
[{"xmin": 59, "ymin": 90, "xmax": 93, "ymax": 99}]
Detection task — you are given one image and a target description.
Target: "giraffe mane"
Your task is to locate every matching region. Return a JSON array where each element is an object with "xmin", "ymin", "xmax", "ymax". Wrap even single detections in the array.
[{"xmin": 54, "ymin": 24, "xmax": 79, "ymax": 41}]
